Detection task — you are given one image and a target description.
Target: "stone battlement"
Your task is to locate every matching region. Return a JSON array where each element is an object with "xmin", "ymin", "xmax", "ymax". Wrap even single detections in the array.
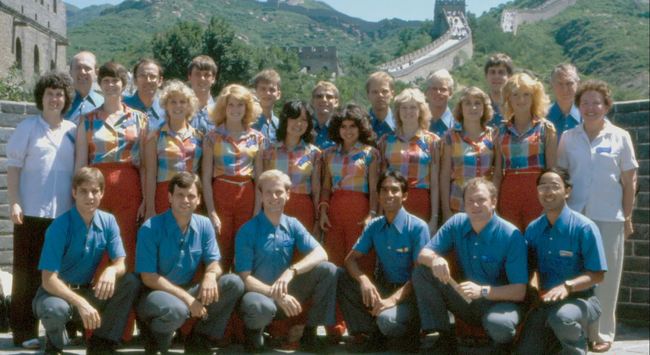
[{"xmin": 501, "ymin": 0, "xmax": 577, "ymax": 34}]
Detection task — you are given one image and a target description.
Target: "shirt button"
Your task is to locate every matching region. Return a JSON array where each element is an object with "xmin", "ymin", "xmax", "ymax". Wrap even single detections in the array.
[
  {"xmin": 473, "ymin": 256, "xmax": 477, "ymax": 259},
  {"xmin": 474, "ymin": 242, "xmax": 478, "ymax": 246},
  {"xmin": 549, "ymin": 238, "xmax": 553, "ymax": 240},
  {"xmin": 548, "ymin": 251, "xmax": 552, "ymax": 254},
  {"xmin": 275, "ymin": 248, "xmax": 279, "ymax": 251}
]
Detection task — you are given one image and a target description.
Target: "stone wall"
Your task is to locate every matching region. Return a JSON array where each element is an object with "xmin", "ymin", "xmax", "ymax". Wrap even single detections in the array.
[
  {"xmin": 0, "ymin": 99, "xmax": 648, "ymax": 323},
  {"xmin": 501, "ymin": 0, "xmax": 577, "ymax": 34}
]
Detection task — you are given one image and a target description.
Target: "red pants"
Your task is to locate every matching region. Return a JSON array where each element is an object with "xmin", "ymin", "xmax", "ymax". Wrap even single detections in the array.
[
  {"xmin": 497, "ymin": 171, "xmax": 543, "ymax": 231},
  {"xmin": 93, "ymin": 162, "xmax": 142, "ymax": 272},
  {"xmin": 154, "ymin": 181, "xmax": 170, "ymax": 214},
  {"xmin": 324, "ymin": 191, "xmax": 375, "ymax": 275},
  {"xmin": 212, "ymin": 176, "xmax": 255, "ymax": 272},
  {"xmin": 403, "ymin": 188, "xmax": 431, "ymax": 222},
  {"xmin": 284, "ymin": 193, "xmax": 315, "ymax": 230}
]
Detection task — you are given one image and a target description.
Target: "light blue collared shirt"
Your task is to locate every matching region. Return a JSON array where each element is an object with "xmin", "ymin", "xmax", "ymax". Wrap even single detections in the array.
[
  {"xmin": 252, "ymin": 111, "xmax": 280, "ymax": 144},
  {"xmin": 370, "ymin": 108, "xmax": 396, "ymax": 140},
  {"xmin": 65, "ymin": 90, "xmax": 104, "ymax": 123},
  {"xmin": 123, "ymin": 91, "xmax": 165, "ymax": 130},
  {"xmin": 429, "ymin": 107, "xmax": 455, "ymax": 138},
  {"xmin": 547, "ymin": 102, "xmax": 581, "ymax": 142}
]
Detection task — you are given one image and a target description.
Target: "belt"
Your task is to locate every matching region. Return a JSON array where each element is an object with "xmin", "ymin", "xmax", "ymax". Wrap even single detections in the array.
[
  {"xmin": 67, "ymin": 283, "xmax": 90, "ymax": 290},
  {"xmin": 504, "ymin": 170, "xmax": 542, "ymax": 175},
  {"xmin": 216, "ymin": 177, "xmax": 252, "ymax": 187}
]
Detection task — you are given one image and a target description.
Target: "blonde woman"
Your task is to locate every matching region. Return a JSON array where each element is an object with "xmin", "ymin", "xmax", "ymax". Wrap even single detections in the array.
[
  {"xmin": 440, "ymin": 87, "xmax": 496, "ymax": 221},
  {"xmin": 378, "ymin": 88, "xmax": 440, "ymax": 232},
  {"xmin": 144, "ymin": 80, "xmax": 201, "ymax": 219},
  {"xmin": 494, "ymin": 73, "xmax": 557, "ymax": 231},
  {"xmin": 202, "ymin": 84, "xmax": 267, "ymax": 271}
]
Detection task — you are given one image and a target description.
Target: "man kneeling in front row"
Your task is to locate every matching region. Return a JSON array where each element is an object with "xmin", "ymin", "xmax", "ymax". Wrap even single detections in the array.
[
  {"xmin": 413, "ymin": 177, "xmax": 528, "ymax": 354},
  {"xmin": 34, "ymin": 167, "xmax": 140, "ymax": 354},
  {"xmin": 135, "ymin": 172, "xmax": 244, "ymax": 354},
  {"xmin": 338, "ymin": 170, "xmax": 429, "ymax": 352},
  {"xmin": 235, "ymin": 169, "xmax": 338, "ymax": 352}
]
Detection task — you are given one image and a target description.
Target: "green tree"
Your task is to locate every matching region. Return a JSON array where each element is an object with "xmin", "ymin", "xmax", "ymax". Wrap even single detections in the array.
[{"xmin": 151, "ymin": 21, "xmax": 204, "ymax": 80}]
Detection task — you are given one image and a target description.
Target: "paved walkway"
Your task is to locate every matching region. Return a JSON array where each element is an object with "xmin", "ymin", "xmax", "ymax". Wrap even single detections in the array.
[{"xmin": 0, "ymin": 323, "xmax": 647, "ymax": 354}]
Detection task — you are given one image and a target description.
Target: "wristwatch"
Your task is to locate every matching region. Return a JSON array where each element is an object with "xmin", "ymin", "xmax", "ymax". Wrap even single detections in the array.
[
  {"xmin": 289, "ymin": 266, "xmax": 298, "ymax": 277},
  {"xmin": 564, "ymin": 280, "xmax": 575, "ymax": 294},
  {"xmin": 480, "ymin": 286, "xmax": 489, "ymax": 298}
]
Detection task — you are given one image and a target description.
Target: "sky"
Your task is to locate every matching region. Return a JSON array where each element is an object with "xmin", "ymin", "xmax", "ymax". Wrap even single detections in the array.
[{"xmin": 65, "ymin": 0, "xmax": 510, "ymax": 21}]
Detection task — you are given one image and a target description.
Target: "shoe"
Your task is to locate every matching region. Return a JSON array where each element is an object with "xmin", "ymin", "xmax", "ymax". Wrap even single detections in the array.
[
  {"xmin": 44, "ymin": 336, "xmax": 62, "ymax": 355},
  {"xmin": 589, "ymin": 341, "xmax": 612, "ymax": 353},
  {"xmin": 244, "ymin": 328, "xmax": 265, "ymax": 352},
  {"xmin": 21, "ymin": 338, "xmax": 40, "ymax": 350},
  {"xmin": 301, "ymin": 326, "xmax": 326, "ymax": 352},
  {"xmin": 86, "ymin": 335, "xmax": 117, "ymax": 355},
  {"xmin": 185, "ymin": 332, "xmax": 215, "ymax": 354}
]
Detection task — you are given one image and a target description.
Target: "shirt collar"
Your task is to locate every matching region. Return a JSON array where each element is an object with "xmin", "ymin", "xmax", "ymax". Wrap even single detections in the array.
[
  {"xmin": 163, "ymin": 209, "xmax": 199, "ymax": 236},
  {"xmin": 462, "ymin": 212, "xmax": 498, "ymax": 239},
  {"xmin": 256, "ymin": 211, "xmax": 290, "ymax": 232},
  {"xmin": 437, "ymin": 107, "xmax": 454, "ymax": 128},
  {"xmin": 71, "ymin": 206, "xmax": 103, "ymax": 233},
  {"xmin": 384, "ymin": 207, "xmax": 408, "ymax": 234},
  {"xmin": 506, "ymin": 117, "xmax": 541, "ymax": 136},
  {"xmin": 337, "ymin": 141, "xmax": 363, "ymax": 154},
  {"xmin": 545, "ymin": 204, "xmax": 572, "ymax": 232},
  {"xmin": 161, "ymin": 124, "xmax": 195, "ymax": 140},
  {"xmin": 370, "ymin": 108, "xmax": 396, "ymax": 131}
]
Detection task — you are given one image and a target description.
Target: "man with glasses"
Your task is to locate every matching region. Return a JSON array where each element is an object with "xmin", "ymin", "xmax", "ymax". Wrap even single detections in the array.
[
  {"xmin": 425, "ymin": 69, "xmax": 456, "ymax": 137},
  {"xmin": 310, "ymin": 81, "xmax": 339, "ymax": 150},
  {"xmin": 124, "ymin": 58, "xmax": 166, "ymax": 129}
]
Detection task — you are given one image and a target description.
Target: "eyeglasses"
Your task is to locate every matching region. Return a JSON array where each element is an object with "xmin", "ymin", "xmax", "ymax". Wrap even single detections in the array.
[
  {"xmin": 536, "ymin": 184, "xmax": 563, "ymax": 192},
  {"xmin": 314, "ymin": 93, "xmax": 336, "ymax": 100}
]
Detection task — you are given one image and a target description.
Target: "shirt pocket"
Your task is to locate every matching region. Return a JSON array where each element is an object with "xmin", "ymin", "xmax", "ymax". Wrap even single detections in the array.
[{"xmin": 480, "ymin": 254, "xmax": 501, "ymax": 279}]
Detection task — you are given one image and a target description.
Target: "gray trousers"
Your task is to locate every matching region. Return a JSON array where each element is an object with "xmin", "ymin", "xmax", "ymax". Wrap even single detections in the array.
[
  {"xmin": 32, "ymin": 273, "xmax": 141, "ymax": 350},
  {"xmin": 136, "ymin": 273, "xmax": 244, "ymax": 352},
  {"xmin": 516, "ymin": 295, "xmax": 601, "ymax": 355},
  {"xmin": 412, "ymin": 265, "xmax": 522, "ymax": 344},
  {"xmin": 338, "ymin": 270, "xmax": 418, "ymax": 337},
  {"xmin": 240, "ymin": 262, "xmax": 338, "ymax": 330}
]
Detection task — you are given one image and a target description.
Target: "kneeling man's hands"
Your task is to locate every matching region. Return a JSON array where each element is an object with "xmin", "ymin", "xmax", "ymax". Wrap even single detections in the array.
[
  {"xmin": 359, "ymin": 276, "xmax": 380, "ymax": 308},
  {"xmin": 277, "ymin": 294, "xmax": 302, "ymax": 317},
  {"xmin": 188, "ymin": 297, "xmax": 208, "ymax": 319},
  {"xmin": 94, "ymin": 266, "xmax": 116, "ymax": 300},
  {"xmin": 78, "ymin": 300, "xmax": 101, "ymax": 330},
  {"xmin": 371, "ymin": 296, "xmax": 396, "ymax": 317},
  {"xmin": 430, "ymin": 257, "xmax": 451, "ymax": 284},
  {"xmin": 541, "ymin": 284, "xmax": 569, "ymax": 303},
  {"xmin": 199, "ymin": 273, "xmax": 219, "ymax": 306},
  {"xmin": 270, "ymin": 269, "xmax": 295, "ymax": 300},
  {"xmin": 459, "ymin": 281, "xmax": 481, "ymax": 300}
]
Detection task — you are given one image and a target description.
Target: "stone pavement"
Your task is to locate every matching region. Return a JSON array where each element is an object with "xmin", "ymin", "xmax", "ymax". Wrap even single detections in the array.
[{"xmin": 0, "ymin": 322, "xmax": 647, "ymax": 354}]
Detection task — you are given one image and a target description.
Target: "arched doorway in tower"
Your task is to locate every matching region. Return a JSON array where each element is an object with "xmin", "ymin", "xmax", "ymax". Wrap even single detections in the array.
[{"xmin": 15, "ymin": 38, "xmax": 22, "ymax": 69}]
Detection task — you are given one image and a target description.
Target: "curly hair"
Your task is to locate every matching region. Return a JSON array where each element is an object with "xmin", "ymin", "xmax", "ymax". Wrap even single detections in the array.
[
  {"xmin": 394, "ymin": 88, "xmax": 431, "ymax": 130},
  {"xmin": 502, "ymin": 72, "xmax": 550, "ymax": 121},
  {"xmin": 159, "ymin": 79, "xmax": 199, "ymax": 123},
  {"xmin": 33, "ymin": 71, "xmax": 74, "ymax": 114},
  {"xmin": 453, "ymin": 86, "xmax": 493, "ymax": 129},
  {"xmin": 210, "ymin": 84, "xmax": 257, "ymax": 128},
  {"xmin": 575, "ymin": 79, "xmax": 613, "ymax": 109},
  {"xmin": 328, "ymin": 103, "xmax": 375, "ymax": 146},
  {"xmin": 276, "ymin": 100, "xmax": 313, "ymax": 144}
]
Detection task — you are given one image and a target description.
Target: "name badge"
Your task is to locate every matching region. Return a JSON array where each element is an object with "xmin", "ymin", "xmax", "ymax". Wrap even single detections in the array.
[
  {"xmin": 395, "ymin": 247, "xmax": 410, "ymax": 253},
  {"xmin": 559, "ymin": 250, "xmax": 573, "ymax": 257},
  {"xmin": 596, "ymin": 146, "xmax": 612, "ymax": 154},
  {"xmin": 296, "ymin": 155, "xmax": 310, "ymax": 167},
  {"xmin": 415, "ymin": 138, "xmax": 429, "ymax": 152}
]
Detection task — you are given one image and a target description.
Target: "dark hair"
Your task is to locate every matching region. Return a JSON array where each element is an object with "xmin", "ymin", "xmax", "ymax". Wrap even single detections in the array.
[
  {"xmin": 168, "ymin": 171, "xmax": 202, "ymax": 196},
  {"xmin": 187, "ymin": 55, "xmax": 218, "ymax": 78},
  {"xmin": 98, "ymin": 61, "xmax": 129, "ymax": 87},
  {"xmin": 377, "ymin": 170, "xmax": 408, "ymax": 194},
  {"xmin": 328, "ymin": 103, "xmax": 375, "ymax": 146},
  {"xmin": 133, "ymin": 57, "xmax": 164, "ymax": 78},
  {"xmin": 484, "ymin": 53, "xmax": 514, "ymax": 76},
  {"xmin": 73, "ymin": 167, "xmax": 105, "ymax": 191},
  {"xmin": 276, "ymin": 100, "xmax": 313, "ymax": 144},
  {"xmin": 537, "ymin": 167, "xmax": 572, "ymax": 190},
  {"xmin": 575, "ymin": 79, "xmax": 613, "ymax": 109},
  {"xmin": 33, "ymin": 71, "xmax": 74, "ymax": 113}
]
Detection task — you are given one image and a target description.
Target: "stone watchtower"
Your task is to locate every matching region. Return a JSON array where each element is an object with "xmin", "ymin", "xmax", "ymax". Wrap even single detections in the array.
[
  {"xmin": 0, "ymin": 0, "xmax": 68, "ymax": 83},
  {"xmin": 432, "ymin": 0, "xmax": 466, "ymax": 38}
]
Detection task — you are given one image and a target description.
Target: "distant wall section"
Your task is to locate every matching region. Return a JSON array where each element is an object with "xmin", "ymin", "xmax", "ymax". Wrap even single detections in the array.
[{"xmin": 501, "ymin": 0, "xmax": 577, "ymax": 34}]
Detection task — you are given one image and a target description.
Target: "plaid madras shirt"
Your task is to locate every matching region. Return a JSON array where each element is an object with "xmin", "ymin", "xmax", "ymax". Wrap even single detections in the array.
[
  {"xmin": 499, "ymin": 118, "xmax": 552, "ymax": 171},
  {"xmin": 84, "ymin": 104, "xmax": 148, "ymax": 166},
  {"xmin": 445, "ymin": 126, "xmax": 496, "ymax": 211},
  {"xmin": 208, "ymin": 125, "xmax": 267, "ymax": 177},
  {"xmin": 263, "ymin": 140, "xmax": 321, "ymax": 194},
  {"xmin": 379, "ymin": 130, "xmax": 440, "ymax": 189},
  {"xmin": 154, "ymin": 125, "xmax": 203, "ymax": 182},
  {"xmin": 323, "ymin": 142, "xmax": 378, "ymax": 193}
]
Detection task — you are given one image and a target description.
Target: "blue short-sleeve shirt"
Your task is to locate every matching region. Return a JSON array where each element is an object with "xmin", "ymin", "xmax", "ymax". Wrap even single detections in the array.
[
  {"xmin": 65, "ymin": 90, "xmax": 104, "ymax": 123},
  {"xmin": 353, "ymin": 208, "xmax": 430, "ymax": 284},
  {"xmin": 235, "ymin": 212, "xmax": 319, "ymax": 285},
  {"xmin": 313, "ymin": 117, "xmax": 335, "ymax": 150},
  {"xmin": 38, "ymin": 207, "xmax": 126, "ymax": 285},
  {"xmin": 487, "ymin": 103, "xmax": 504, "ymax": 129},
  {"xmin": 123, "ymin": 91, "xmax": 165, "ymax": 130},
  {"xmin": 252, "ymin": 112, "xmax": 280, "ymax": 144},
  {"xmin": 426, "ymin": 213, "xmax": 528, "ymax": 286},
  {"xmin": 547, "ymin": 102, "xmax": 581, "ymax": 142},
  {"xmin": 135, "ymin": 210, "xmax": 220, "ymax": 286},
  {"xmin": 525, "ymin": 205, "xmax": 607, "ymax": 290},
  {"xmin": 370, "ymin": 108, "xmax": 396, "ymax": 140},
  {"xmin": 190, "ymin": 98, "xmax": 216, "ymax": 135},
  {"xmin": 429, "ymin": 107, "xmax": 455, "ymax": 138}
]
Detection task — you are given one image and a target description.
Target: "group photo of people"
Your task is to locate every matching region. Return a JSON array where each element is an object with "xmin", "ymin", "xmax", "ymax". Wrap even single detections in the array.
[{"xmin": 5, "ymin": 49, "xmax": 638, "ymax": 354}]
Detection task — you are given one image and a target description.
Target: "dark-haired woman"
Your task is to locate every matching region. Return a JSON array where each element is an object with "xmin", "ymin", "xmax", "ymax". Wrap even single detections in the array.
[
  {"xmin": 263, "ymin": 100, "xmax": 321, "ymax": 233},
  {"xmin": 7, "ymin": 72, "xmax": 76, "ymax": 348},
  {"xmin": 319, "ymin": 104, "xmax": 378, "ymax": 274},
  {"xmin": 75, "ymin": 62, "xmax": 148, "ymax": 272}
]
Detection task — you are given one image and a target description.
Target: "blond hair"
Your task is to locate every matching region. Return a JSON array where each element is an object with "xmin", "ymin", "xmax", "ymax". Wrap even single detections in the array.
[
  {"xmin": 211, "ymin": 84, "xmax": 257, "ymax": 128},
  {"xmin": 159, "ymin": 79, "xmax": 199, "ymax": 122},
  {"xmin": 453, "ymin": 86, "xmax": 493, "ymax": 129},
  {"xmin": 394, "ymin": 88, "xmax": 431, "ymax": 130},
  {"xmin": 365, "ymin": 71, "xmax": 395, "ymax": 93},
  {"xmin": 257, "ymin": 169, "xmax": 292, "ymax": 192},
  {"xmin": 426, "ymin": 69, "xmax": 455, "ymax": 95},
  {"xmin": 311, "ymin": 81, "xmax": 339, "ymax": 99},
  {"xmin": 502, "ymin": 72, "xmax": 550, "ymax": 121}
]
